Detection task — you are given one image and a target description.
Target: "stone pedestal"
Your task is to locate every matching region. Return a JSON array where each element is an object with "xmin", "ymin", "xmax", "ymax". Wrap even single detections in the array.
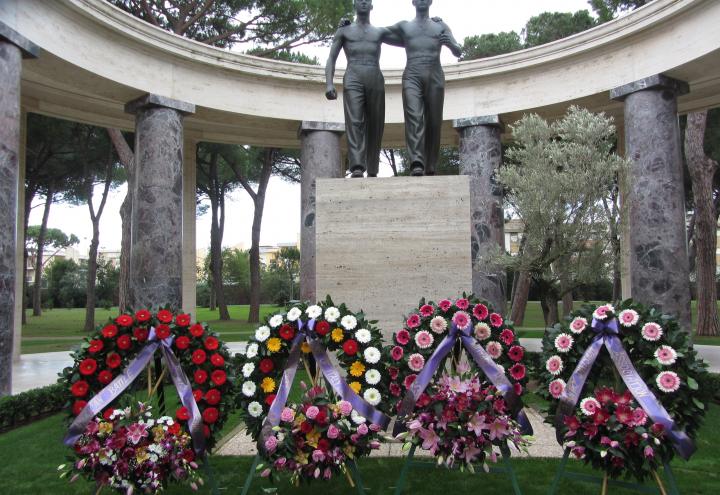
[
  {"xmin": 125, "ymin": 94, "xmax": 195, "ymax": 311},
  {"xmin": 316, "ymin": 176, "xmax": 472, "ymax": 339},
  {"xmin": 454, "ymin": 115, "xmax": 506, "ymax": 314},
  {"xmin": 299, "ymin": 121, "xmax": 344, "ymax": 302},
  {"xmin": 611, "ymin": 74, "xmax": 692, "ymax": 330}
]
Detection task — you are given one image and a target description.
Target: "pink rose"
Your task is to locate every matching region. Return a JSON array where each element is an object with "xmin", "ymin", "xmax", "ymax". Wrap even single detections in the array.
[
  {"xmin": 338, "ymin": 400, "xmax": 352, "ymax": 416},
  {"xmin": 281, "ymin": 407, "xmax": 295, "ymax": 423},
  {"xmin": 357, "ymin": 423, "xmax": 369, "ymax": 436},
  {"xmin": 306, "ymin": 406, "xmax": 320, "ymax": 420},
  {"xmin": 264, "ymin": 436, "xmax": 278, "ymax": 453},
  {"xmin": 327, "ymin": 424, "xmax": 340, "ymax": 439},
  {"xmin": 404, "ymin": 374, "xmax": 417, "ymax": 389}
]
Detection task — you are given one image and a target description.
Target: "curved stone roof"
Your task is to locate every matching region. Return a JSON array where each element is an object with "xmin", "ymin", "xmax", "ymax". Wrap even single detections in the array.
[{"xmin": 1, "ymin": 0, "xmax": 719, "ymax": 147}]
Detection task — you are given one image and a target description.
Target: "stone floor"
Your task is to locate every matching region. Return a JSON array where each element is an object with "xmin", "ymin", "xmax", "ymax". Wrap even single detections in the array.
[{"xmin": 215, "ymin": 408, "xmax": 564, "ymax": 459}]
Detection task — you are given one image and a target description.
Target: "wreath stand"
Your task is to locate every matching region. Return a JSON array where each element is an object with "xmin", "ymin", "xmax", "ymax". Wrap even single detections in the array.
[
  {"xmin": 547, "ymin": 448, "xmax": 680, "ymax": 495},
  {"xmin": 392, "ymin": 442, "xmax": 522, "ymax": 495}
]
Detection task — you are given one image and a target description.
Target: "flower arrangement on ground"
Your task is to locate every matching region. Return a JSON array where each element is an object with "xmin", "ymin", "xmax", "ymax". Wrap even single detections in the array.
[
  {"xmin": 540, "ymin": 301, "xmax": 710, "ymax": 481},
  {"xmin": 59, "ymin": 402, "xmax": 203, "ymax": 493},
  {"xmin": 259, "ymin": 384, "xmax": 383, "ymax": 484},
  {"xmin": 397, "ymin": 370, "xmax": 529, "ymax": 472}
]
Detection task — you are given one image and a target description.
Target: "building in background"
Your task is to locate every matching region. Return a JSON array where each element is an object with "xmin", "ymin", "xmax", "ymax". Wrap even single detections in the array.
[{"xmin": 504, "ymin": 219, "xmax": 524, "ymax": 256}]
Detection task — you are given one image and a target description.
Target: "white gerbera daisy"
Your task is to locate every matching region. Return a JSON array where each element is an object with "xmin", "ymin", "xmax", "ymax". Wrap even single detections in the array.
[
  {"xmin": 255, "ymin": 326, "xmax": 270, "ymax": 342},
  {"xmin": 325, "ymin": 307, "xmax": 340, "ymax": 323},
  {"xmin": 654, "ymin": 345, "xmax": 678, "ymax": 366},
  {"xmin": 269, "ymin": 314, "xmax": 284, "ymax": 328},
  {"xmin": 351, "ymin": 410, "xmax": 366, "ymax": 424},
  {"xmin": 554, "ymin": 333, "xmax": 574, "ymax": 353},
  {"xmin": 363, "ymin": 388, "xmax": 381, "ymax": 406},
  {"xmin": 306, "ymin": 305, "xmax": 322, "ymax": 319},
  {"xmin": 242, "ymin": 381, "xmax": 257, "ymax": 397},
  {"xmin": 287, "ymin": 307, "xmax": 302, "ymax": 322},
  {"xmin": 430, "ymin": 316, "xmax": 448, "ymax": 334},
  {"xmin": 365, "ymin": 369, "xmax": 381, "ymax": 385},
  {"xmin": 363, "ymin": 346, "xmax": 381, "ymax": 364},
  {"xmin": 341, "ymin": 314, "xmax": 358, "ymax": 331},
  {"xmin": 246, "ymin": 343, "xmax": 259, "ymax": 359},
  {"xmin": 474, "ymin": 322, "xmax": 491, "ymax": 340},
  {"xmin": 242, "ymin": 362, "xmax": 255, "ymax": 378},
  {"xmin": 355, "ymin": 329, "xmax": 371, "ymax": 344},
  {"xmin": 656, "ymin": 371, "xmax": 681, "ymax": 393},
  {"xmin": 248, "ymin": 401, "xmax": 263, "ymax": 418}
]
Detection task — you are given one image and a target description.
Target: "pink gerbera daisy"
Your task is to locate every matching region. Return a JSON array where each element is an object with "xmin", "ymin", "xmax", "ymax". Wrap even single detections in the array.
[
  {"xmin": 500, "ymin": 329, "xmax": 515, "ymax": 346},
  {"xmin": 473, "ymin": 303, "xmax": 489, "ymax": 320},
  {"xmin": 570, "ymin": 317, "xmax": 587, "ymax": 334},
  {"xmin": 406, "ymin": 314, "xmax": 421, "ymax": 329},
  {"xmin": 408, "ymin": 353, "xmax": 425, "ymax": 372},
  {"xmin": 455, "ymin": 298, "xmax": 469, "ymax": 310},
  {"xmin": 632, "ymin": 408, "xmax": 648, "ymax": 426},
  {"xmin": 554, "ymin": 333, "xmax": 574, "ymax": 353},
  {"xmin": 489, "ymin": 313, "xmax": 504, "ymax": 328},
  {"xmin": 509, "ymin": 363, "xmax": 526, "ymax": 380},
  {"xmin": 404, "ymin": 374, "xmax": 418, "ymax": 389},
  {"xmin": 415, "ymin": 330, "xmax": 434, "ymax": 349},
  {"xmin": 485, "ymin": 341, "xmax": 503, "ymax": 360},
  {"xmin": 474, "ymin": 322, "xmax": 491, "ymax": 340},
  {"xmin": 419, "ymin": 304, "xmax": 435, "ymax": 317},
  {"xmin": 654, "ymin": 345, "xmax": 677, "ymax": 366},
  {"xmin": 430, "ymin": 316, "xmax": 448, "ymax": 334},
  {"xmin": 452, "ymin": 311, "xmax": 471, "ymax": 330},
  {"xmin": 508, "ymin": 345, "xmax": 524, "ymax": 362},
  {"xmin": 656, "ymin": 371, "xmax": 681, "ymax": 393},
  {"xmin": 391, "ymin": 346, "xmax": 404, "ymax": 361},
  {"xmin": 618, "ymin": 309, "xmax": 640, "ymax": 327},
  {"xmin": 549, "ymin": 379, "xmax": 566, "ymax": 399},
  {"xmin": 546, "ymin": 355, "xmax": 563, "ymax": 375},
  {"xmin": 641, "ymin": 323, "xmax": 663, "ymax": 342},
  {"xmin": 396, "ymin": 330, "xmax": 411, "ymax": 345},
  {"xmin": 580, "ymin": 397, "xmax": 601, "ymax": 416},
  {"xmin": 592, "ymin": 304, "xmax": 615, "ymax": 320},
  {"xmin": 438, "ymin": 299, "xmax": 452, "ymax": 312}
]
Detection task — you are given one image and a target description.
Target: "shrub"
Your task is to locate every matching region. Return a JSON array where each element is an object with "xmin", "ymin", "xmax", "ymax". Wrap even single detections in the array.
[{"xmin": 0, "ymin": 383, "xmax": 67, "ymax": 432}]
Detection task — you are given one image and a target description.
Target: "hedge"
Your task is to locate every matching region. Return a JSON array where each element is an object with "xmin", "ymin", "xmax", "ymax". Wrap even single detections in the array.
[{"xmin": 0, "ymin": 383, "xmax": 66, "ymax": 433}]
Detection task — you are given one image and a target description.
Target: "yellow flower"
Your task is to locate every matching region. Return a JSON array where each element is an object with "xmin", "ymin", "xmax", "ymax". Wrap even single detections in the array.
[
  {"xmin": 349, "ymin": 381, "xmax": 362, "ymax": 394},
  {"xmin": 350, "ymin": 361, "xmax": 365, "ymax": 377},
  {"xmin": 267, "ymin": 337, "xmax": 282, "ymax": 353},
  {"xmin": 294, "ymin": 450, "xmax": 309, "ymax": 465},
  {"xmin": 136, "ymin": 447, "xmax": 149, "ymax": 464},
  {"xmin": 301, "ymin": 342, "xmax": 311, "ymax": 354},
  {"xmin": 343, "ymin": 444, "xmax": 356, "ymax": 459},
  {"xmin": 98, "ymin": 422, "xmax": 114, "ymax": 435},
  {"xmin": 152, "ymin": 426, "xmax": 165, "ymax": 442},
  {"xmin": 306, "ymin": 428, "xmax": 320, "ymax": 448},
  {"xmin": 331, "ymin": 328, "xmax": 345, "ymax": 343},
  {"xmin": 261, "ymin": 377, "xmax": 276, "ymax": 393}
]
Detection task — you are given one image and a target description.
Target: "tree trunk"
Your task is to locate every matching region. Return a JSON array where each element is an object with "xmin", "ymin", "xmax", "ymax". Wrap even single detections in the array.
[
  {"xmin": 32, "ymin": 189, "xmax": 54, "ymax": 316},
  {"xmin": 21, "ymin": 186, "xmax": 36, "ymax": 325},
  {"xmin": 84, "ymin": 220, "xmax": 100, "ymax": 332},
  {"xmin": 610, "ymin": 219, "xmax": 622, "ymax": 302},
  {"xmin": 686, "ymin": 111, "xmax": 720, "ymax": 337},
  {"xmin": 208, "ymin": 153, "xmax": 229, "ymax": 320},
  {"xmin": 562, "ymin": 291, "xmax": 573, "ymax": 317},
  {"xmin": 248, "ymin": 149, "xmax": 274, "ymax": 323},
  {"xmin": 558, "ymin": 259, "xmax": 573, "ymax": 317},
  {"xmin": 510, "ymin": 271, "xmax": 531, "ymax": 325},
  {"xmin": 537, "ymin": 279, "xmax": 559, "ymax": 327}
]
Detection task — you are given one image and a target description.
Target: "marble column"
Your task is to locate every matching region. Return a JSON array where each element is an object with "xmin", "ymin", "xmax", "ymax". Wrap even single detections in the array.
[
  {"xmin": 13, "ymin": 110, "xmax": 26, "ymax": 362},
  {"xmin": 611, "ymin": 74, "xmax": 691, "ymax": 330},
  {"xmin": 125, "ymin": 94, "xmax": 195, "ymax": 311},
  {"xmin": 454, "ymin": 115, "xmax": 506, "ymax": 314},
  {"xmin": 182, "ymin": 137, "xmax": 198, "ymax": 318},
  {"xmin": 299, "ymin": 121, "xmax": 345, "ymax": 302},
  {"xmin": 0, "ymin": 23, "xmax": 38, "ymax": 395}
]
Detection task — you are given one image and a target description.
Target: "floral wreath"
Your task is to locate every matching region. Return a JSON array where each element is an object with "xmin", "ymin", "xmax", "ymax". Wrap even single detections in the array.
[
  {"xmin": 384, "ymin": 295, "xmax": 529, "ymax": 413},
  {"xmin": 59, "ymin": 310, "xmax": 233, "ymax": 492},
  {"xmin": 539, "ymin": 301, "xmax": 710, "ymax": 480}
]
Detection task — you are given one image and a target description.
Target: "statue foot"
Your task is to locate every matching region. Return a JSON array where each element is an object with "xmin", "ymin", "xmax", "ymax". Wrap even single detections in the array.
[
  {"xmin": 410, "ymin": 164, "xmax": 424, "ymax": 176},
  {"xmin": 350, "ymin": 168, "xmax": 365, "ymax": 178}
]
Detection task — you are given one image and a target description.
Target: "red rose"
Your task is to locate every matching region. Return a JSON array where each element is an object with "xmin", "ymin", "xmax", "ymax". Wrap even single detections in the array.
[
  {"xmin": 175, "ymin": 336, "xmax": 191, "ymax": 350},
  {"xmin": 72, "ymin": 400, "xmax": 88, "ymax": 416},
  {"xmin": 71, "ymin": 380, "xmax": 89, "ymax": 397},
  {"xmin": 189, "ymin": 324, "xmax": 204, "ymax": 338},
  {"xmin": 315, "ymin": 320, "xmax": 330, "ymax": 336},
  {"xmin": 193, "ymin": 389, "xmax": 203, "ymax": 403},
  {"xmin": 205, "ymin": 389, "xmax": 221, "ymax": 405},
  {"xmin": 101, "ymin": 324, "xmax": 118, "ymax": 339},
  {"xmin": 259, "ymin": 358, "xmax": 274, "ymax": 374},
  {"xmin": 116, "ymin": 334, "xmax": 132, "ymax": 350},
  {"xmin": 176, "ymin": 314, "xmax": 191, "ymax": 327},
  {"xmin": 135, "ymin": 310, "xmax": 151, "ymax": 322},
  {"xmin": 210, "ymin": 353, "xmax": 225, "ymax": 367},
  {"xmin": 279, "ymin": 324, "xmax": 295, "ymax": 341},
  {"xmin": 204, "ymin": 336, "xmax": 219, "ymax": 351},
  {"xmin": 168, "ymin": 422, "xmax": 181, "ymax": 435},
  {"xmin": 300, "ymin": 421, "xmax": 313, "ymax": 434},
  {"xmin": 116, "ymin": 314, "xmax": 133, "ymax": 327},
  {"xmin": 98, "ymin": 370, "xmax": 113, "ymax": 385},
  {"xmin": 265, "ymin": 394, "xmax": 277, "ymax": 406},
  {"xmin": 176, "ymin": 406, "xmax": 190, "ymax": 421},
  {"xmin": 102, "ymin": 408, "xmax": 114, "ymax": 421},
  {"xmin": 192, "ymin": 349, "xmax": 207, "ymax": 365},
  {"xmin": 106, "ymin": 353, "xmax": 121, "ymax": 369},
  {"xmin": 194, "ymin": 369, "xmax": 208, "ymax": 384},
  {"xmin": 133, "ymin": 327, "xmax": 149, "ymax": 342},
  {"xmin": 342, "ymin": 339, "xmax": 358, "ymax": 356},
  {"xmin": 317, "ymin": 438, "xmax": 330, "ymax": 452},
  {"xmin": 88, "ymin": 340, "xmax": 104, "ymax": 354},
  {"xmin": 202, "ymin": 407, "xmax": 219, "ymax": 424},
  {"xmin": 155, "ymin": 324, "xmax": 171, "ymax": 340},
  {"xmin": 79, "ymin": 358, "xmax": 98, "ymax": 376},
  {"xmin": 157, "ymin": 310, "xmax": 173, "ymax": 323},
  {"xmin": 211, "ymin": 370, "xmax": 227, "ymax": 386}
]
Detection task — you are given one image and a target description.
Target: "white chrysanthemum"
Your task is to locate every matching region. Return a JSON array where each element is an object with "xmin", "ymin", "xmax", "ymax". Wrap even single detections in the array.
[
  {"xmin": 363, "ymin": 388, "xmax": 381, "ymax": 406},
  {"xmin": 287, "ymin": 307, "xmax": 302, "ymax": 322},
  {"xmin": 365, "ymin": 369, "xmax": 381, "ymax": 385},
  {"xmin": 269, "ymin": 314, "xmax": 284, "ymax": 328},
  {"xmin": 363, "ymin": 346, "xmax": 381, "ymax": 364},
  {"xmin": 248, "ymin": 401, "xmax": 263, "ymax": 418},
  {"xmin": 306, "ymin": 305, "xmax": 322, "ymax": 319},
  {"xmin": 242, "ymin": 362, "xmax": 255, "ymax": 378},
  {"xmin": 246, "ymin": 343, "xmax": 259, "ymax": 359},
  {"xmin": 341, "ymin": 314, "xmax": 358, "ymax": 331},
  {"xmin": 654, "ymin": 345, "xmax": 678, "ymax": 366},
  {"xmin": 242, "ymin": 381, "xmax": 257, "ymax": 397},
  {"xmin": 351, "ymin": 410, "xmax": 366, "ymax": 424},
  {"xmin": 355, "ymin": 329, "xmax": 371, "ymax": 344},
  {"xmin": 255, "ymin": 326, "xmax": 270, "ymax": 342},
  {"xmin": 325, "ymin": 307, "xmax": 340, "ymax": 322}
]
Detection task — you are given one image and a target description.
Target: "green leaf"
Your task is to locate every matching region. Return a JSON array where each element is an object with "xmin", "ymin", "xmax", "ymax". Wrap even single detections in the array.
[
  {"xmin": 688, "ymin": 377, "xmax": 699, "ymax": 391},
  {"xmin": 692, "ymin": 398, "xmax": 705, "ymax": 410}
]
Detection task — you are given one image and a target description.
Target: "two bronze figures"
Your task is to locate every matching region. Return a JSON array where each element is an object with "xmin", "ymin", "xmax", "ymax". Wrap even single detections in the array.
[{"xmin": 325, "ymin": 0, "xmax": 461, "ymax": 177}]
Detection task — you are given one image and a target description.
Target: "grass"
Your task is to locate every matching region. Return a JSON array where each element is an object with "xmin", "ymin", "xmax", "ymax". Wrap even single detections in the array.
[
  {"xmin": 19, "ymin": 302, "xmax": 720, "ymax": 354},
  {"xmin": 2, "ymin": 404, "xmax": 719, "ymax": 494}
]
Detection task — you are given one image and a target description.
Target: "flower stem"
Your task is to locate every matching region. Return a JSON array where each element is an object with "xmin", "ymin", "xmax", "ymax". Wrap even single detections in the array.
[
  {"xmin": 148, "ymin": 367, "xmax": 167, "ymax": 400},
  {"xmin": 652, "ymin": 470, "xmax": 668, "ymax": 495}
]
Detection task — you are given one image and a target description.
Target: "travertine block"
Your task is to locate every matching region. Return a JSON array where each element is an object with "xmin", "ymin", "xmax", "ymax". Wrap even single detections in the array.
[{"xmin": 316, "ymin": 176, "xmax": 472, "ymax": 339}]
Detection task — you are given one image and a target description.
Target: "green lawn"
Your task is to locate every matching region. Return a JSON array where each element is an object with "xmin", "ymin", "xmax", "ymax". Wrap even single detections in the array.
[{"xmin": 1, "ymin": 405, "xmax": 719, "ymax": 494}]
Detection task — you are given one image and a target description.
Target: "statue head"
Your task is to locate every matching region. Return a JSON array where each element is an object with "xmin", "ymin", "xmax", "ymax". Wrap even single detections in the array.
[
  {"xmin": 354, "ymin": 0, "xmax": 373, "ymax": 14},
  {"xmin": 412, "ymin": 0, "xmax": 433, "ymax": 12}
]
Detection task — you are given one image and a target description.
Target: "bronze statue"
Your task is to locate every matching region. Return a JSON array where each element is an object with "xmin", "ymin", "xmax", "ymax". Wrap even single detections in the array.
[
  {"xmin": 325, "ymin": 0, "xmax": 399, "ymax": 178},
  {"xmin": 390, "ymin": 0, "xmax": 462, "ymax": 176}
]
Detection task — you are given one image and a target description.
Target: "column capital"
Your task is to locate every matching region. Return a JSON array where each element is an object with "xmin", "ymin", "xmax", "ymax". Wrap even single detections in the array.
[
  {"xmin": 298, "ymin": 121, "xmax": 345, "ymax": 138},
  {"xmin": 453, "ymin": 115, "xmax": 504, "ymax": 131},
  {"xmin": 124, "ymin": 93, "xmax": 195, "ymax": 116},
  {"xmin": 610, "ymin": 74, "xmax": 689, "ymax": 102},
  {"xmin": 0, "ymin": 22, "xmax": 39, "ymax": 58}
]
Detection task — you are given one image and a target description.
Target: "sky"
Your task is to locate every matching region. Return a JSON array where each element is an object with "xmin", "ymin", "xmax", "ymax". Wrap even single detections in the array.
[{"xmin": 29, "ymin": 0, "xmax": 594, "ymax": 255}]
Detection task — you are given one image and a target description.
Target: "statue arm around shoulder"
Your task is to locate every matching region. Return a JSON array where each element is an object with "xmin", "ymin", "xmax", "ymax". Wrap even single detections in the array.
[
  {"xmin": 325, "ymin": 27, "xmax": 346, "ymax": 100},
  {"xmin": 435, "ymin": 19, "xmax": 462, "ymax": 58},
  {"xmin": 381, "ymin": 25, "xmax": 404, "ymax": 47}
]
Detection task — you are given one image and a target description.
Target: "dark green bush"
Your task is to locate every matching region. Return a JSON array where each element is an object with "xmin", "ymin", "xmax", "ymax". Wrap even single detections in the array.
[{"xmin": 0, "ymin": 383, "xmax": 67, "ymax": 432}]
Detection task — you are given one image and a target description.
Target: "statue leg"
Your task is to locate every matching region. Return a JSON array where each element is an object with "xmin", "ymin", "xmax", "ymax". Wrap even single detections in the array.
[
  {"xmin": 365, "ymin": 69, "xmax": 385, "ymax": 178},
  {"xmin": 402, "ymin": 67, "xmax": 426, "ymax": 175},
  {"xmin": 423, "ymin": 65, "xmax": 445, "ymax": 176},
  {"xmin": 344, "ymin": 69, "xmax": 368, "ymax": 178}
]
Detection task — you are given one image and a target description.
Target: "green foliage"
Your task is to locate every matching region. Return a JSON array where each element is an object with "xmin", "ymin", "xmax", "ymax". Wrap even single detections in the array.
[
  {"xmin": 46, "ymin": 259, "xmax": 86, "ymax": 309},
  {"xmin": 0, "ymin": 383, "xmax": 66, "ymax": 433},
  {"xmin": 385, "ymin": 146, "xmax": 459, "ymax": 176},
  {"xmin": 705, "ymin": 107, "xmax": 720, "ymax": 165},
  {"xmin": 245, "ymin": 47, "xmax": 319, "ymax": 65},
  {"xmin": 25, "ymin": 227, "xmax": 79, "ymax": 257},
  {"xmin": 461, "ymin": 31, "xmax": 523, "ymax": 60},
  {"xmin": 522, "ymin": 10, "xmax": 596, "ymax": 47},
  {"xmin": 589, "ymin": 0, "xmax": 650, "ymax": 22},
  {"xmin": 264, "ymin": 246, "xmax": 300, "ymax": 305},
  {"xmin": 95, "ymin": 258, "xmax": 120, "ymax": 308}
]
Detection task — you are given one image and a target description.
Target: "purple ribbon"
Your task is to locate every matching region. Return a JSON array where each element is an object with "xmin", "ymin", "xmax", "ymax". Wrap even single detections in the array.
[
  {"xmin": 259, "ymin": 319, "xmax": 391, "ymax": 452},
  {"xmin": 64, "ymin": 328, "xmax": 206, "ymax": 455},
  {"xmin": 556, "ymin": 317, "xmax": 695, "ymax": 459},
  {"xmin": 393, "ymin": 324, "xmax": 533, "ymax": 436}
]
